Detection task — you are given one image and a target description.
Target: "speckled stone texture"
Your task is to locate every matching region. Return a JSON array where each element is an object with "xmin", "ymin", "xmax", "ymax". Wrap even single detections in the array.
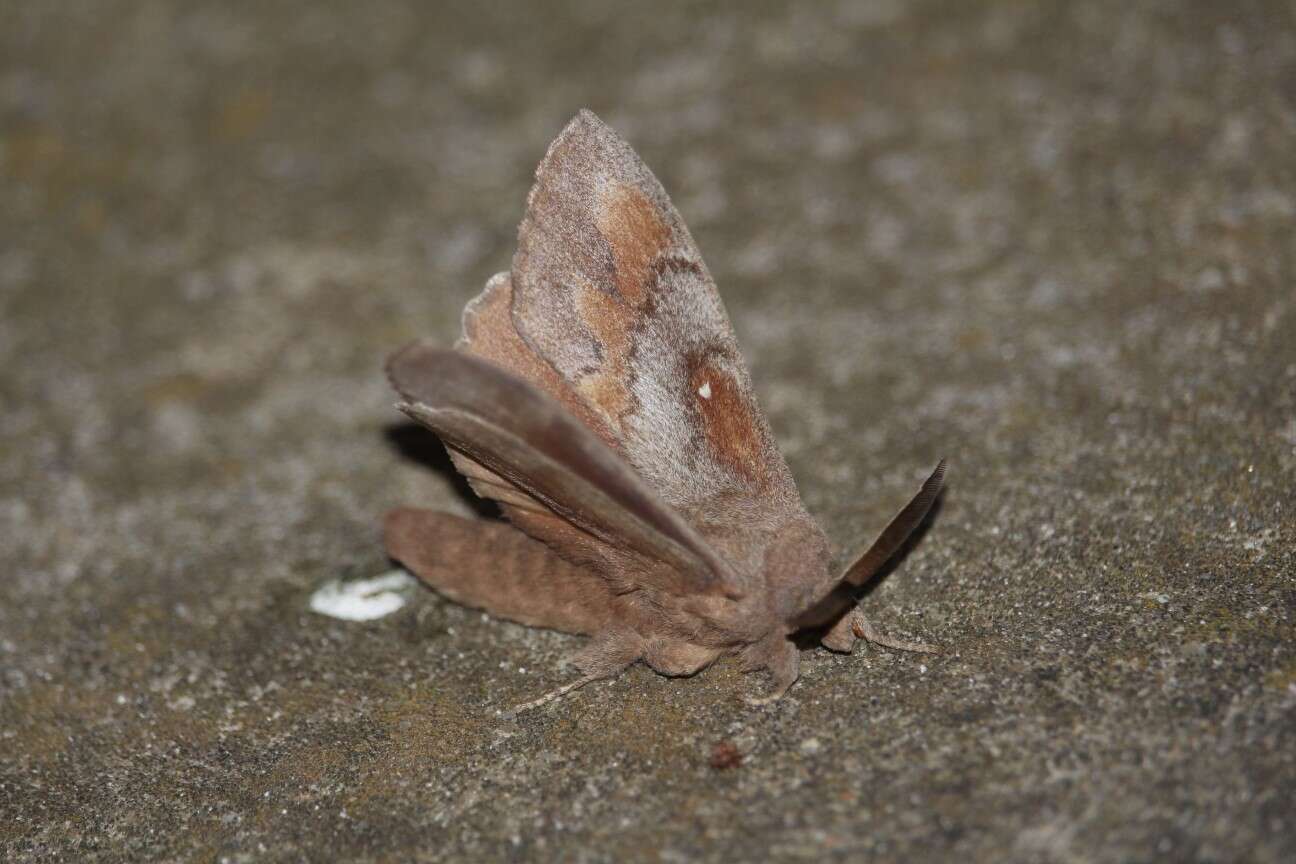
[{"xmin": 2, "ymin": 2, "xmax": 1293, "ymax": 862}]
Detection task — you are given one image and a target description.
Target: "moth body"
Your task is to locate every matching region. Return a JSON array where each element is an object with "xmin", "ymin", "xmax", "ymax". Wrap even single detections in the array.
[{"xmin": 385, "ymin": 111, "xmax": 945, "ymax": 708}]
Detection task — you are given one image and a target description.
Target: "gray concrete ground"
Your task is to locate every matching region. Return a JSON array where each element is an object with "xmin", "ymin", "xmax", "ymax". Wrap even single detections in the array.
[{"xmin": 2, "ymin": 1, "xmax": 1293, "ymax": 861}]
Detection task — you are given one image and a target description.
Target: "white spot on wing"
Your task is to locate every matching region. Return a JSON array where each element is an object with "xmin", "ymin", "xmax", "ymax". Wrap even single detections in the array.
[
  {"xmin": 309, "ymin": 570, "xmax": 417, "ymax": 621},
  {"xmin": 698, "ymin": 381, "xmax": 712, "ymax": 399}
]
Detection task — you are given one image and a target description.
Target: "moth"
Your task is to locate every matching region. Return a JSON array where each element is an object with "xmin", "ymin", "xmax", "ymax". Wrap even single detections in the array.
[{"xmin": 384, "ymin": 110, "xmax": 946, "ymax": 710}]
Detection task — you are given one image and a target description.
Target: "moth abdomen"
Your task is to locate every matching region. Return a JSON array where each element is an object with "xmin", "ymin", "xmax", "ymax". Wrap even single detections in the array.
[{"xmin": 384, "ymin": 508, "xmax": 615, "ymax": 636}]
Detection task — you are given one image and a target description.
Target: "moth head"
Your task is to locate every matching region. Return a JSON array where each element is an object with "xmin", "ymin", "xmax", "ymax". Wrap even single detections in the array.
[{"xmin": 761, "ymin": 519, "xmax": 837, "ymax": 631}]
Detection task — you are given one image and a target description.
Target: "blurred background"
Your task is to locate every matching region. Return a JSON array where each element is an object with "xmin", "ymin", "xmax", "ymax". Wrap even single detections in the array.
[{"xmin": 3, "ymin": 2, "xmax": 1293, "ymax": 861}]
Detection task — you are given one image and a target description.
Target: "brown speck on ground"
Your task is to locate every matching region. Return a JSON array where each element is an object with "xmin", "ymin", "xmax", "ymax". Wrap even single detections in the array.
[{"xmin": 708, "ymin": 740, "xmax": 744, "ymax": 771}]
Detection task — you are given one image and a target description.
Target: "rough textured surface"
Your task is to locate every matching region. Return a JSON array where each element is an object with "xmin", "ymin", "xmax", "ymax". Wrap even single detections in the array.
[{"xmin": 2, "ymin": 1, "xmax": 1293, "ymax": 861}]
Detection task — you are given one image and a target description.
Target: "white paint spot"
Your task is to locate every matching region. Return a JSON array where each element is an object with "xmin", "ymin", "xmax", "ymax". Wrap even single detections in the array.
[
  {"xmin": 309, "ymin": 570, "xmax": 417, "ymax": 621},
  {"xmin": 697, "ymin": 381, "xmax": 712, "ymax": 399}
]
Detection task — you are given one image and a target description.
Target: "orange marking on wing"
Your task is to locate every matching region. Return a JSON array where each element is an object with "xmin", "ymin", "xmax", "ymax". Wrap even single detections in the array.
[
  {"xmin": 687, "ymin": 353, "xmax": 768, "ymax": 486},
  {"xmin": 597, "ymin": 184, "xmax": 671, "ymax": 304},
  {"xmin": 460, "ymin": 275, "xmax": 615, "ymax": 444},
  {"xmin": 574, "ymin": 282, "xmax": 636, "ymax": 426}
]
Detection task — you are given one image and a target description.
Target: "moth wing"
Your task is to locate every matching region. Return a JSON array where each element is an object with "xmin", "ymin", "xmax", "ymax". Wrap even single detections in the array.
[
  {"xmin": 387, "ymin": 343, "xmax": 742, "ymax": 599},
  {"xmin": 507, "ymin": 110, "xmax": 799, "ymax": 514},
  {"xmin": 840, "ymin": 460, "xmax": 946, "ymax": 587},
  {"xmin": 791, "ymin": 460, "xmax": 946, "ymax": 631}
]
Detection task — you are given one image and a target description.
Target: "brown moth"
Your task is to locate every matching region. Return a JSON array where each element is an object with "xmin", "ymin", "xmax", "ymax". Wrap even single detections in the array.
[{"xmin": 384, "ymin": 110, "xmax": 945, "ymax": 710}]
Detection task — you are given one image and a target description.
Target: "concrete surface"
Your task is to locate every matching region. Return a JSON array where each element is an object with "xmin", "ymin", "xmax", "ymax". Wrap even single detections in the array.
[{"xmin": 2, "ymin": 1, "xmax": 1293, "ymax": 861}]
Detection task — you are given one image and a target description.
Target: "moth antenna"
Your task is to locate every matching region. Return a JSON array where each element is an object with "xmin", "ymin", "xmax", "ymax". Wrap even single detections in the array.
[
  {"xmin": 852, "ymin": 612, "xmax": 938, "ymax": 654},
  {"xmin": 840, "ymin": 459, "xmax": 946, "ymax": 587}
]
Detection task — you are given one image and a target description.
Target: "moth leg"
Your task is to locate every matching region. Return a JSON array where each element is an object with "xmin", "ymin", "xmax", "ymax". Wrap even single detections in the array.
[
  {"xmin": 509, "ymin": 629, "xmax": 644, "ymax": 715},
  {"xmin": 852, "ymin": 609, "xmax": 938, "ymax": 654},
  {"xmin": 509, "ymin": 674, "xmax": 602, "ymax": 714},
  {"xmin": 740, "ymin": 636, "xmax": 801, "ymax": 706},
  {"xmin": 643, "ymin": 639, "xmax": 721, "ymax": 678},
  {"xmin": 820, "ymin": 612, "xmax": 857, "ymax": 653}
]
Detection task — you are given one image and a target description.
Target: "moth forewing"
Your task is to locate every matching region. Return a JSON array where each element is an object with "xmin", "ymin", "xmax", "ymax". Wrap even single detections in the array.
[
  {"xmin": 840, "ymin": 459, "xmax": 947, "ymax": 588},
  {"xmin": 387, "ymin": 345, "xmax": 741, "ymax": 599}
]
